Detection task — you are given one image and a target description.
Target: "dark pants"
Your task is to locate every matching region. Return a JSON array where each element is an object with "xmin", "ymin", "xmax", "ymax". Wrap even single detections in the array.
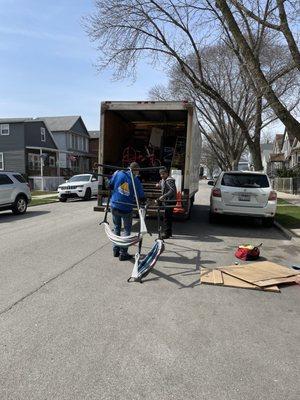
[
  {"xmin": 111, "ymin": 208, "xmax": 133, "ymax": 254},
  {"xmin": 163, "ymin": 207, "xmax": 174, "ymax": 236}
]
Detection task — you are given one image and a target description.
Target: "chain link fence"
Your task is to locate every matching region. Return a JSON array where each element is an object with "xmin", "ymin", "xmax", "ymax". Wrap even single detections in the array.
[{"xmin": 273, "ymin": 177, "xmax": 300, "ymax": 194}]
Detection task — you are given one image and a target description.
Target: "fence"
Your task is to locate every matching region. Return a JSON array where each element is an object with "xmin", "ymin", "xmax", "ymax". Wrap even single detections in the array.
[
  {"xmin": 273, "ymin": 177, "xmax": 300, "ymax": 194},
  {"xmin": 29, "ymin": 176, "xmax": 65, "ymax": 191}
]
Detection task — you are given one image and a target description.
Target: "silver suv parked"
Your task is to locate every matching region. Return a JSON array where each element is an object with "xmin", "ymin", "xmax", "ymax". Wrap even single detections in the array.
[{"xmin": 0, "ymin": 172, "xmax": 31, "ymax": 215}]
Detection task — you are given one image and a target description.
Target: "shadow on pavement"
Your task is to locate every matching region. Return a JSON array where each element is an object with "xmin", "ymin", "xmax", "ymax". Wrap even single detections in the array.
[
  {"xmin": 176, "ymin": 204, "xmax": 285, "ymax": 241},
  {"xmin": 0, "ymin": 210, "xmax": 51, "ymax": 222}
]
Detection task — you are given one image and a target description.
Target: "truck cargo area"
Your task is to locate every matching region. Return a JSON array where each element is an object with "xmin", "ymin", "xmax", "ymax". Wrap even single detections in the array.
[
  {"xmin": 101, "ymin": 107, "xmax": 188, "ymax": 186},
  {"xmin": 95, "ymin": 101, "xmax": 201, "ymax": 216}
]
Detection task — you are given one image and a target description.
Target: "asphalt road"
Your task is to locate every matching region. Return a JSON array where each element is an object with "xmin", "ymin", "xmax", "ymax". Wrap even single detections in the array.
[{"xmin": 0, "ymin": 182, "xmax": 299, "ymax": 400}]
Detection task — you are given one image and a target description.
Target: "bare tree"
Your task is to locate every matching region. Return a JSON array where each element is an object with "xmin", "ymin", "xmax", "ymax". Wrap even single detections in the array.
[
  {"xmin": 229, "ymin": 0, "xmax": 300, "ymax": 72},
  {"xmin": 85, "ymin": 0, "xmax": 265, "ymax": 167},
  {"xmin": 202, "ymin": 140, "xmax": 223, "ymax": 176},
  {"xmin": 215, "ymin": 0, "xmax": 300, "ymax": 138},
  {"xmin": 149, "ymin": 44, "xmax": 250, "ymax": 170},
  {"xmin": 85, "ymin": 0, "xmax": 299, "ymax": 168}
]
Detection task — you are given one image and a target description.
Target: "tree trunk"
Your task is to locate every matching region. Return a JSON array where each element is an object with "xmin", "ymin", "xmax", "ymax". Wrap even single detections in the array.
[
  {"xmin": 216, "ymin": 0, "xmax": 300, "ymax": 141},
  {"xmin": 248, "ymin": 139, "xmax": 263, "ymax": 171},
  {"xmin": 276, "ymin": 0, "xmax": 300, "ymax": 73},
  {"xmin": 231, "ymin": 160, "xmax": 239, "ymax": 170}
]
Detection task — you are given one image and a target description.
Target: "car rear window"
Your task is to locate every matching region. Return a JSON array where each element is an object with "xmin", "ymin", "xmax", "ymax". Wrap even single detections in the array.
[
  {"xmin": 13, "ymin": 174, "xmax": 26, "ymax": 183},
  {"xmin": 0, "ymin": 174, "xmax": 14, "ymax": 185},
  {"xmin": 221, "ymin": 173, "xmax": 270, "ymax": 188}
]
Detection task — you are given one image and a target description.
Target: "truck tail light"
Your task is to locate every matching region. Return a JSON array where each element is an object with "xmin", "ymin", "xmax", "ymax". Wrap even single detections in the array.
[
  {"xmin": 212, "ymin": 188, "xmax": 221, "ymax": 198},
  {"xmin": 268, "ymin": 191, "xmax": 277, "ymax": 201}
]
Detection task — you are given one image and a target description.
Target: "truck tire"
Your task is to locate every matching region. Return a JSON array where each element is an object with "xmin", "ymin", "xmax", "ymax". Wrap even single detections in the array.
[
  {"xmin": 84, "ymin": 188, "xmax": 92, "ymax": 201},
  {"xmin": 12, "ymin": 195, "xmax": 28, "ymax": 215}
]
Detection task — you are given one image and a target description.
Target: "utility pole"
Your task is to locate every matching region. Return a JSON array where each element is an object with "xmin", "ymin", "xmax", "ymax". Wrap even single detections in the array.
[{"xmin": 40, "ymin": 149, "xmax": 44, "ymax": 191}]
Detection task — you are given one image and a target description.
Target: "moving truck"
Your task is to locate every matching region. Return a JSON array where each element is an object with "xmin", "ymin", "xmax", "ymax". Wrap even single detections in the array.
[{"xmin": 94, "ymin": 101, "xmax": 202, "ymax": 218}]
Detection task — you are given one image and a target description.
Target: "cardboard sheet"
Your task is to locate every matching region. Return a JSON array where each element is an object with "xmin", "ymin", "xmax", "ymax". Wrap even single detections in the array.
[
  {"xmin": 200, "ymin": 268, "xmax": 280, "ymax": 292},
  {"xmin": 220, "ymin": 261, "xmax": 299, "ymax": 287}
]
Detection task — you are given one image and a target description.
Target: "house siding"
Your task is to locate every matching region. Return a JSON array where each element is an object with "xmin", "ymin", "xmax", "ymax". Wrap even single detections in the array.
[
  {"xmin": 25, "ymin": 121, "xmax": 57, "ymax": 149},
  {"xmin": 0, "ymin": 123, "xmax": 26, "ymax": 173},
  {"xmin": 2, "ymin": 149, "xmax": 26, "ymax": 173},
  {"xmin": 52, "ymin": 131, "xmax": 67, "ymax": 150},
  {"xmin": 70, "ymin": 118, "xmax": 89, "ymax": 137},
  {"xmin": 0, "ymin": 123, "xmax": 25, "ymax": 150}
]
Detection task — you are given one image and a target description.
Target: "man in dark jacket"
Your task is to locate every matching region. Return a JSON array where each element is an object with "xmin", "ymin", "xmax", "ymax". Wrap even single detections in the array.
[
  {"xmin": 109, "ymin": 162, "xmax": 145, "ymax": 261},
  {"xmin": 156, "ymin": 167, "xmax": 177, "ymax": 239}
]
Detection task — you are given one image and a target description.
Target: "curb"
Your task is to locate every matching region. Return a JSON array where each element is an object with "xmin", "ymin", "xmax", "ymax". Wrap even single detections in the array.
[{"xmin": 274, "ymin": 221, "xmax": 294, "ymax": 240}]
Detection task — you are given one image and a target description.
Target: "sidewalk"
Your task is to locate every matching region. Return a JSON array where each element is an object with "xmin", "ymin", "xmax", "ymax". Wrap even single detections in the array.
[
  {"xmin": 31, "ymin": 193, "xmax": 58, "ymax": 199},
  {"xmin": 276, "ymin": 191, "xmax": 300, "ymax": 206}
]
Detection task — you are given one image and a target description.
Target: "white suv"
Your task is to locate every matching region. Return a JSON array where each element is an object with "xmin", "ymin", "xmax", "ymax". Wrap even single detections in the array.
[
  {"xmin": 208, "ymin": 171, "xmax": 277, "ymax": 226},
  {"xmin": 58, "ymin": 174, "xmax": 98, "ymax": 202},
  {"xmin": 0, "ymin": 172, "xmax": 31, "ymax": 215}
]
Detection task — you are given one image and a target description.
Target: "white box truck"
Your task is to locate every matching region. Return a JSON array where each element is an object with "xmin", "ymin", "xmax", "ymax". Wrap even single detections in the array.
[{"xmin": 94, "ymin": 101, "xmax": 201, "ymax": 218}]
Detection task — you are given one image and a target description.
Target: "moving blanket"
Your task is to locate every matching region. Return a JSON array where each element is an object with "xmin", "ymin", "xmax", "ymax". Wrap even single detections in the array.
[
  {"xmin": 103, "ymin": 222, "xmax": 143, "ymax": 248},
  {"xmin": 129, "ymin": 239, "xmax": 165, "ymax": 281}
]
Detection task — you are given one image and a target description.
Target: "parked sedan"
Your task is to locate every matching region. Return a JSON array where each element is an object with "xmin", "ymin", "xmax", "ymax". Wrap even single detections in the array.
[
  {"xmin": 208, "ymin": 171, "xmax": 277, "ymax": 226},
  {"xmin": 58, "ymin": 174, "xmax": 98, "ymax": 202}
]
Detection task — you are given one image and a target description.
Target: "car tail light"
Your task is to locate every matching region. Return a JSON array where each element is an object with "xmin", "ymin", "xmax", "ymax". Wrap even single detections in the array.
[
  {"xmin": 212, "ymin": 188, "xmax": 221, "ymax": 197},
  {"xmin": 268, "ymin": 191, "xmax": 277, "ymax": 201}
]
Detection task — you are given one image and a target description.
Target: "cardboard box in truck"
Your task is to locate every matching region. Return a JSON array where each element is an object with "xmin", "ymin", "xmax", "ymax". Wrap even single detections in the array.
[{"xmin": 94, "ymin": 101, "xmax": 202, "ymax": 218}]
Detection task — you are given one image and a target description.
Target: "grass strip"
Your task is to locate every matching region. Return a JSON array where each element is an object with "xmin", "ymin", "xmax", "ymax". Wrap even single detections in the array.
[
  {"xmin": 276, "ymin": 199, "xmax": 300, "ymax": 229},
  {"xmin": 29, "ymin": 196, "xmax": 58, "ymax": 207}
]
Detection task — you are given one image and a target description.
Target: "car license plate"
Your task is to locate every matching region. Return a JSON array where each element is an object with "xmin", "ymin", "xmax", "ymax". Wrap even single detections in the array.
[
  {"xmin": 64, "ymin": 190, "xmax": 70, "ymax": 194},
  {"xmin": 238, "ymin": 193, "xmax": 251, "ymax": 201}
]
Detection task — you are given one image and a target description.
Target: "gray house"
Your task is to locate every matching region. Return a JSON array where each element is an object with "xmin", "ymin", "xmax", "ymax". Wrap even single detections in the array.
[
  {"xmin": 39, "ymin": 116, "xmax": 91, "ymax": 176},
  {"xmin": 0, "ymin": 118, "xmax": 59, "ymax": 189}
]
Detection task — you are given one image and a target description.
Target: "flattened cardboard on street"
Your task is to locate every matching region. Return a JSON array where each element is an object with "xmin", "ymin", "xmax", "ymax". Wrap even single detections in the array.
[
  {"xmin": 220, "ymin": 261, "xmax": 300, "ymax": 287},
  {"xmin": 200, "ymin": 268, "xmax": 280, "ymax": 292}
]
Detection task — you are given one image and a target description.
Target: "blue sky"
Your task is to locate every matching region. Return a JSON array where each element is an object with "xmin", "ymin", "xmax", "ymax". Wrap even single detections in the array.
[{"xmin": 0, "ymin": 0, "xmax": 168, "ymax": 130}]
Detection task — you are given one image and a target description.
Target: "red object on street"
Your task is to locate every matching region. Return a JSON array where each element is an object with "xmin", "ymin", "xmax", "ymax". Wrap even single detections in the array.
[
  {"xmin": 235, "ymin": 244, "xmax": 262, "ymax": 261},
  {"xmin": 173, "ymin": 192, "xmax": 185, "ymax": 214}
]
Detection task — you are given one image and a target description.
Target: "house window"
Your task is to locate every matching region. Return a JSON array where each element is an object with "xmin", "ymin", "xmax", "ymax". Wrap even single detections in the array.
[
  {"xmin": 72, "ymin": 134, "xmax": 76, "ymax": 149},
  {"xmin": 79, "ymin": 136, "xmax": 83, "ymax": 151},
  {"xmin": 0, "ymin": 124, "xmax": 9, "ymax": 135},
  {"xmin": 0, "ymin": 153, "xmax": 4, "ymax": 170},
  {"xmin": 41, "ymin": 127, "xmax": 46, "ymax": 142},
  {"xmin": 49, "ymin": 156, "xmax": 55, "ymax": 167},
  {"xmin": 28, "ymin": 153, "xmax": 41, "ymax": 170}
]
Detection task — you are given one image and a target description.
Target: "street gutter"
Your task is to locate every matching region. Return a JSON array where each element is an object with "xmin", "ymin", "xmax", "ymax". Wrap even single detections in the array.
[{"xmin": 274, "ymin": 221, "xmax": 298, "ymax": 240}]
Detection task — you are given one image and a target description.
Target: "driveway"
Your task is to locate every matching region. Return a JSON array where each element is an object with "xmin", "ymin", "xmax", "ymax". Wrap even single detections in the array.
[{"xmin": 0, "ymin": 184, "xmax": 299, "ymax": 400}]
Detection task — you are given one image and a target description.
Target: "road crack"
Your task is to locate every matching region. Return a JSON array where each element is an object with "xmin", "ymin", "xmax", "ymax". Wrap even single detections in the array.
[{"xmin": 0, "ymin": 243, "xmax": 109, "ymax": 317}]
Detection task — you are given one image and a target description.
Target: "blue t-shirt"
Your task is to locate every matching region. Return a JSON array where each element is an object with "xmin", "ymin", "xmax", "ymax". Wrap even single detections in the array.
[{"xmin": 109, "ymin": 170, "xmax": 145, "ymax": 212}]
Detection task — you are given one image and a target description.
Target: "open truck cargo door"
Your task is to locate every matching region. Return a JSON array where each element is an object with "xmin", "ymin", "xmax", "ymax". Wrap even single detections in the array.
[{"xmin": 94, "ymin": 101, "xmax": 202, "ymax": 219}]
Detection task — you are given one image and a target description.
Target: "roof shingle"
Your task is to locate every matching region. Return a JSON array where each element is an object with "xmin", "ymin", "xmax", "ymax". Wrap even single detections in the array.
[{"xmin": 36, "ymin": 116, "xmax": 80, "ymax": 132}]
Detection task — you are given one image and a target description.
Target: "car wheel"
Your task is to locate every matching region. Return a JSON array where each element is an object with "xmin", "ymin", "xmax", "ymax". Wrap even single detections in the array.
[
  {"xmin": 262, "ymin": 217, "xmax": 274, "ymax": 227},
  {"xmin": 12, "ymin": 195, "xmax": 28, "ymax": 215},
  {"xmin": 59, "ymin": 198, "xmax": 67, "ymax": 203},
  {"xmin": 209, "ymin": 211, "xmax": 218, "ymax": 224},
  {"xmin": 83, "ymin": 188, "xmax": 92, "ymax": 201}
]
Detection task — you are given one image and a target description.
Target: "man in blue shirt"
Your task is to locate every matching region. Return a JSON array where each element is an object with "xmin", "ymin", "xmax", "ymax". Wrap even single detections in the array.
[{"xmin": 109, "ymin": 162, "xmax": 145, "ymax": 261}]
